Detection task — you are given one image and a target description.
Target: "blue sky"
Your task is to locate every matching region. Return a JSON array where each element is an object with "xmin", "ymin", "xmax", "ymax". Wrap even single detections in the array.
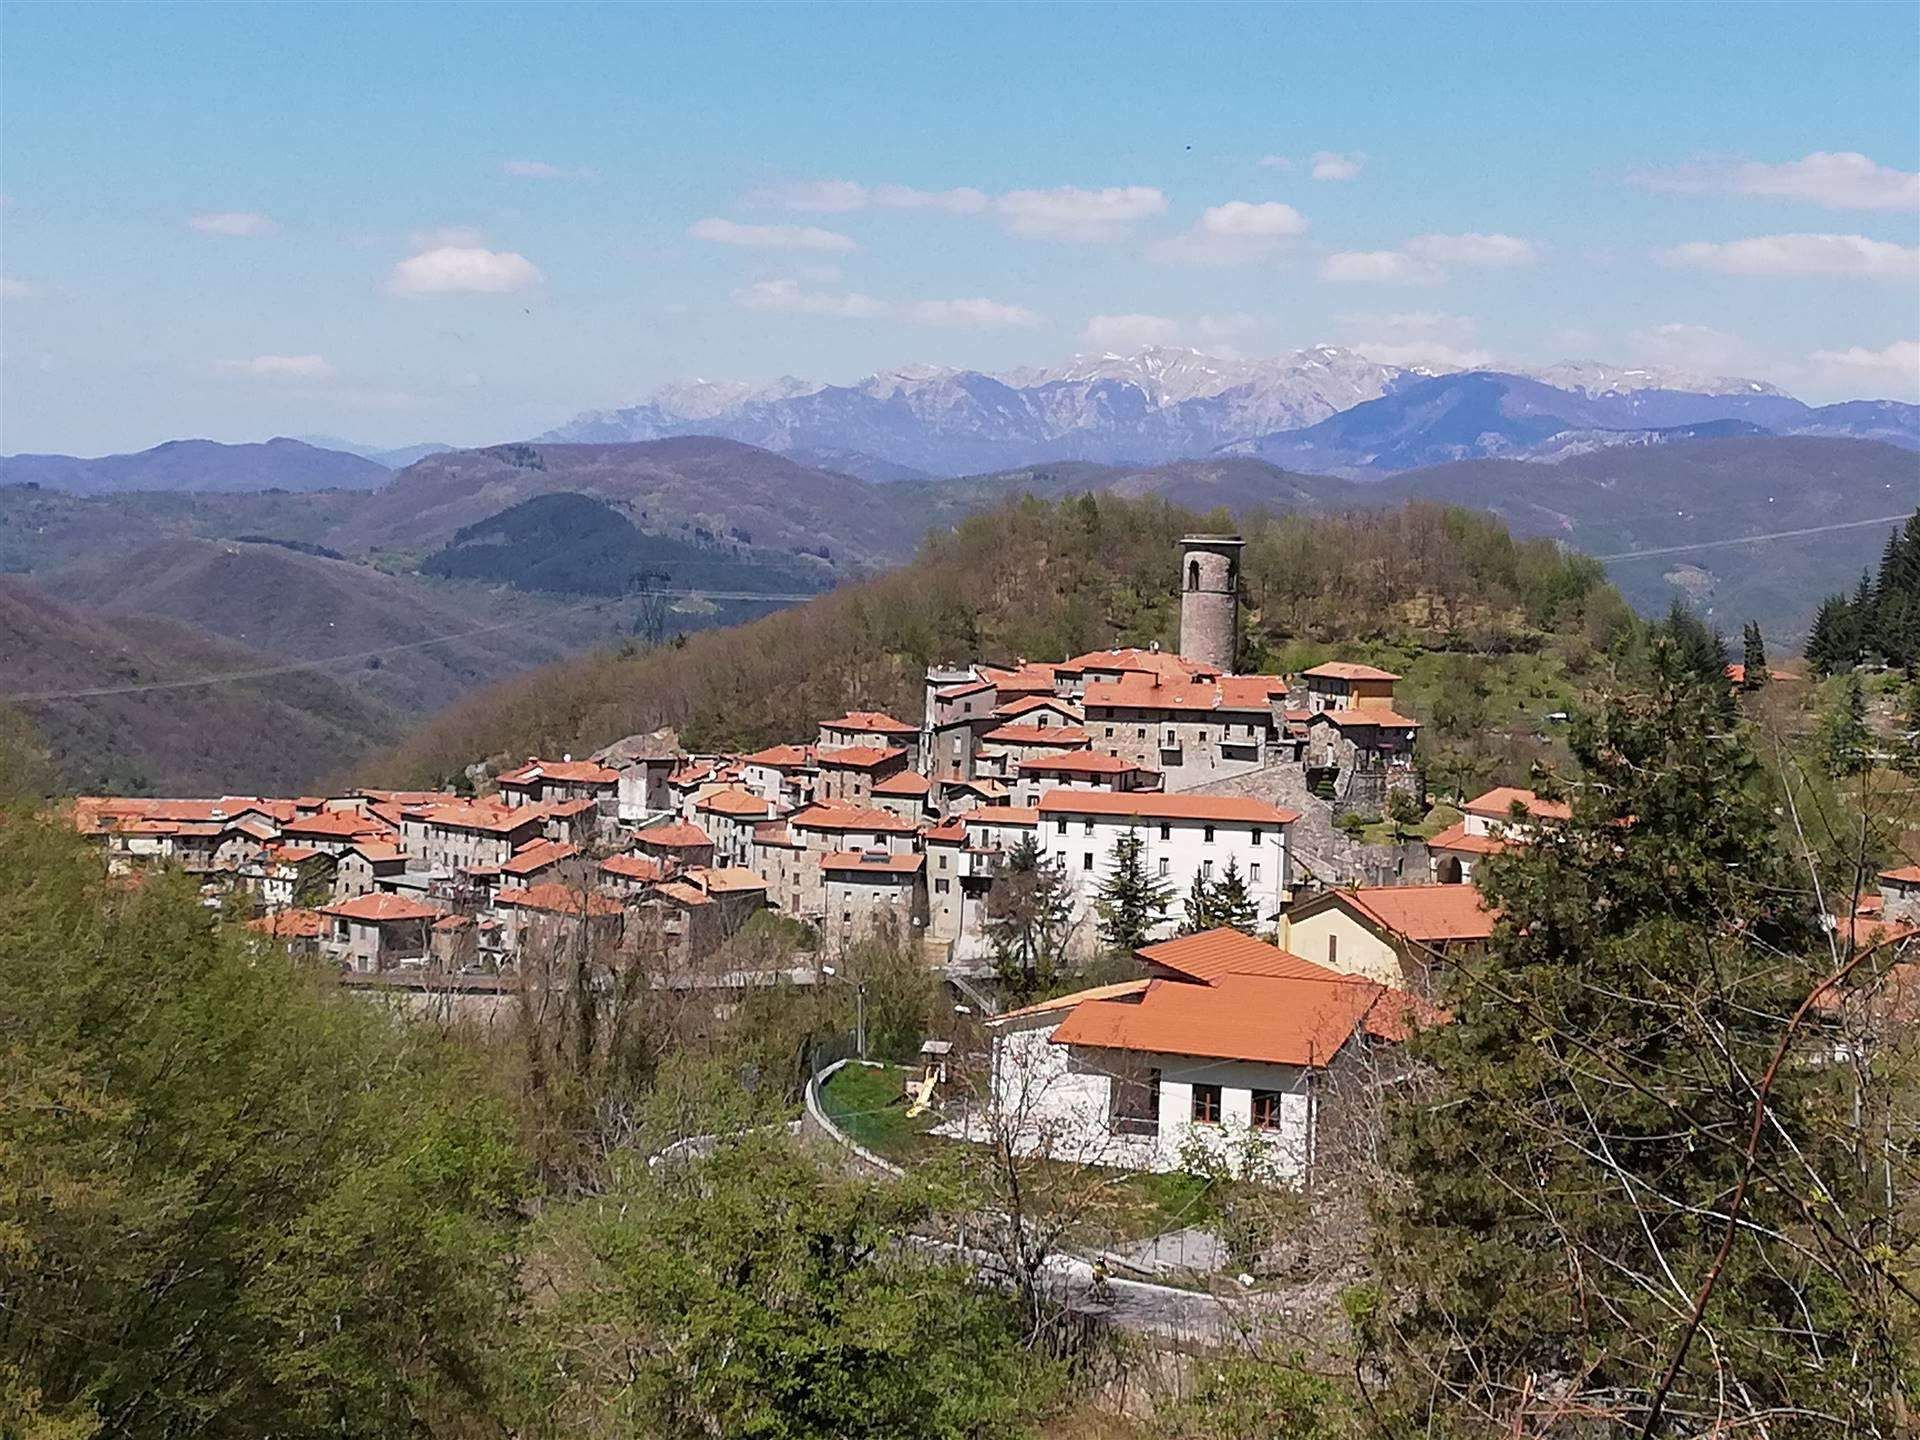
[{"xmin": 2, "ymin": 1, "xmax": 1916, "ymax": 453}]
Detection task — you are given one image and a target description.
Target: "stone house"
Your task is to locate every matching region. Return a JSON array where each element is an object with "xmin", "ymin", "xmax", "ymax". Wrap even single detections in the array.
[
  {"xmin": 647, "ymin": 866, "xmax": 770, "ymax": 965},
  {"xmin": 1083, "ymin": 673, "xmax": 1288, "ymax": 790},
  {"xmin": 399, "ymin": 800, "xmax": 544, "ymax": 874},
  {"xmin": 751, "ymin": 802, "xmax": 920, "ymax": 922},
  {"xmin": 332, "ymin": 839, "xmax": 408, "ymax": 900},
  {"xmin": 822, "ymin": 850, "xmax": 928, "ymax": 952},
  {"xmin": 818, "ymin": 710, "xmax": 920, "ymax": 769},
  {"xmin": 1012, "ymin": 751, "xmax": 1158, "ymax": 807},
  {"xmin": 1304, "ymin": 709, "xmax": 1424, "ymax": 815},
  {"xmin": 319, "ymin": 892, "xmax": 446, "ymax": 972},
  {"xmin": 492, "ymin": 882, "xmax": 627, "ymax": 961},
  {"xmin": 592, "ymin": 730, "xmax": 683, "ymax": 821},
  {"xmin": 633, "ymin": 819, "xmax": 717, "ymax": 870},
  {"xmin": 694, "ymin": 787, "xmax": 777, "ymax": 867},
  {"xmin": 870, "ymin": 770, "xmax": 934, "ymax": 823},
  {"xmin": 973, "ymin": 722, "xmax": 1092, "ymax": 784},
  {"xmin": 814, "ymin": 745, "xmax": 910, "ymax": 805},
  {"xmin": 496, "ymin": 756, "xmax": 620, "ymax": 833},
  {"xmin": 739, "ymin": 744, "xmax": 818, "ymax": 811},
  {"xmin": 500, "ymin": 838, "xmax": 583, "ymax": 887}
]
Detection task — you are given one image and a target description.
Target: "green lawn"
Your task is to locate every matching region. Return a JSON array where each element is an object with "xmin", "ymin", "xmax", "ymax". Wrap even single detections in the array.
[
  {"xmin": 1356, "ymin": 801, "xmax": 1462, "ymax": 848},
  {"xmin": 819, "ymin": 1062, "xmax": 942, "ymax": 1160}
]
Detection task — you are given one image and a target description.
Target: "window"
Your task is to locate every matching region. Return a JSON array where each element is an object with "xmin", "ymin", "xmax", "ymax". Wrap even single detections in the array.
[
  {"xmin": 1083, "ymin": 852, "xmax": 1094, "ymax": 871},
  {"xmin": 1250, "ymin": 1090, "xmax": 1285, "ymax": 1131},
  {"xmin": 1250, "ymin": 829, "xmax": 1263, "ymax": 846},
  {"xmin": 1056, "ymin": 818, "xmax": 1068, "ymax": 835},
  {"xmin": 1328, "ymin": 934, "xmax": 1338, "ymax": 966},
  {"xmin": 1188, "ymin": 558, "xmax": 1200, "ymax": 591},
  {"xmin": 1201, "ymin": 859, "xmax": 1213, "ymax": 879},
  {"xmin": 1158, "ymin": 858, "xmax": 1170, "ymax": 877},
  {"xmin": 1159, "ymin": 823, "xmax": 1171, "ymax": 840},
  {"xmin": 935, "ymin": 878, "xmax": 949, "ymax": 895},
  {"xmin": 937, "ymin": 853, "xmax": 948, "ymax": 870},
  {"xmin": 1191, "ymin": 1084, "xmax": 1222, "ymax": 1124},
  {"xmin": 1203, "ymin": 826, "xmax": 1215, "ymax": 843},
  {"xmin": 1084, "ymin": 819, "xmax": 1094, "ymax": 836},
  {"xmin": 1105, "ymin": 726, "xmax": 1115, "ymax": 738},
  {"xmin": 1137, "ymin": 727, "xmax": 1147, "ymax": 740},
  {"xmin": 1249, "ymin": 862, "xmax": 1261, "ymax": 884}
]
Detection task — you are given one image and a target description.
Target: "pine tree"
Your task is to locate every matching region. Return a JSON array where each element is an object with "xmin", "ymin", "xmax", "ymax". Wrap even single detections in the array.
[
  {"xmin": 1739, "ymin": 621, "xmax": 1768, "ymax": 689},
  {"xmin": 1207, "ymin": 856, "xmax": 1262, "ymax": 933},
  {"xmin": 1372, "ymin": 641, "xmax": 1892, "ymax": 1433},
  {"xmin": 1093, "ymin": 826, "xmax": 1171, "ymax": 955},
  {"xmin": 1805, "ymin": 594, "xmax": 1854, "ymax": 676},
  {"xmin": 1851, "ymin": 569, "xmax": 1879, "ymax": 662},
  {"xmin": 1179, "ymin": 870, "xmax": 1219, "ymax": 934},
  {"xmin": 983, "ymin": 837, "xmax": 1072, "ymax": 997},
  {"xmin": 1898, "ymin": 675, "xmax": 1920, "ymax": 777},
  {"xmin": 1820, "ymin": 672, "xmax": 1873, "ymax": 779}
]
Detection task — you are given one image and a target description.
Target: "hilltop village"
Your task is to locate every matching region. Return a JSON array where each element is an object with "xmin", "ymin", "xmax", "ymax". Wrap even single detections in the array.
[{"xmin": 63, "ymin": 532, "xmax": 1876, "ymax": 1181}]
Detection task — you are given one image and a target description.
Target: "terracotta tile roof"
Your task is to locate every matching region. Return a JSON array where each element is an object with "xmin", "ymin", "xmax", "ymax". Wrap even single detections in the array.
[
  {"xmin": 977, "ymin": 663, "xmax": 1058, "ymax": 695},
  {"xmin": 347, "ymin": 839, "xmax": 407, "ymax": 863},
  {"xmin": 1083, "ymin": 675, "xmax": 1285, "ymax": 714},
  {"xmin": 751, "ymin": 820, "xmax": 801, "ymax": 847},
  {"xmin": 923, "ymin": 817, "xmax": 968, "ymax": 843},
  {"xmin": 1050, "ymin": 972, "xmax": 1416, "ymax": 1068},
  {"xmin": 495, "ymin": 883, "xmax": 624, "ymax": 918},
  {"xmin": 788, "ymin": 802, "xmax": 919, "ymax": 834},
  {"xmin": 1833, "ymin": 914, "xmax": 1919, "ymax": 948},
  {"xmin": 502, "ymin": 838, "xmax": 582, "ymax": 877},
  {"xmin": 822, "ymin": 710, "xmax": 918, "ymax": 736},
  {"xmin": 1425, "ymin": 821, "xmax": 1506, "ymax": 856},
  {"xmin": 935, "ymin": 678, "xmax": 994, "ymax": 700},
  {"xmin": 696, "ymin": 788, "xmax": 773, "ymax": 817},
  {"xmin": 1311, "ymin": 708, "xmax": 1422, "ymax": 729},
  {"xmin": 1462, "ymin": 787, "xmax": 1570, "ymax": 822},
  {"xmin": 320, "ymin": 893, "xmax": 445, "ymax": 923},
  {"xmin": 823, "ymin": 850, "xmax": 926, "ymax": 875},
  {"xmin": 741, "ymin": 743, "xmax": 816, "ymax": 768},
  {"xmin": 993, "ymin": 978, "xmax": 1153, "ymax": 1022},
  {"xmin": 1018, "ymin": 751, "xmax": 1151, "ymax": 776},
  {"xmin": 1303, "ymin": 661, "xmax": 1400, "ymax": 682},
  {"xmin": 945, "ymin": 777, "xmax": 1009, "ymax": 799},
  {"xmin": 265, "ymin": 844, "xmax": 326, "ymax": 864},
  {"xmin": 497, "ymin": 757, "xmax": 619, "ymax": 786},
  {"xmin": 354, "ymin": 788, "xmax": 456, "ymax": 806},
  {"xmin": 683, "ymin": 865, "xmax": 769, "ymax": 894},
  {"xmin": 1058, "ymin": 647, "xmax": 1219, "ymax": 682},
  {"xmin": 1725, "ymin": 664, "xmax": 1800, "ymax": 685},
  {"xmin": 280, "ymin": 809, "xmax": 392, "ymax": 840},
  {"xmin": 967, "ymin": 805, "xmax": 1038, "ymax": 828},
  {"xmin": 872, "ymin": 771, "xmax": 932, "ymax": 796},
  {"xmin": 411, "ymin": 800, "xmax": 540, "ymax": 835},
  {"xmin": 1139, "ymin": 928, "xmax": 1338, "ymax": 984},
  {"xmin": 982, "ymin": 724, "xmax": 1092, "ymax": 747},
  {"xmin": 1882, "ymin": 865, "xmax": 1920, "ymax": 885},
  {"xmin": 993, "ymin": 695, "xmax": 1082, "ymax": 720},
  {"xmin": 225, "ymin": 816, "xmax": 280, "ymax": 841},
  {"xmin": 433, "ymin": 914, "xmax": 473, "ymax": 932},
  {"xmin": 635, "ymin": 821, "xmax": 713, "ymax": 850},
  {"xmin": 653, "ymin": 879, "xmax": 713, "ymax": 907},
  {"xmin": 246, "ymin": 908, "xmax": 326, "ymax": 938},
  {"xmin": 1336, "ymin": 885, "xmax": 1497, "ymax": 942},
  {"xmin": 1036, "ymin": 790, "xmax": 1299, "ymax": 825},
  {"xmin": 814, "ymin": 744, "xmax": 907, "ymax": 770},
  {"xmin": 601, "ymin": 852, "xmax": 670, "ymax": 882}
]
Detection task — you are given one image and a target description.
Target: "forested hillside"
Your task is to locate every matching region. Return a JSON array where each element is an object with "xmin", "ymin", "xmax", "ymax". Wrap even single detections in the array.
[{"xmin": 369, "ymin": 493, "xmax": 1629, "ymax": 789}]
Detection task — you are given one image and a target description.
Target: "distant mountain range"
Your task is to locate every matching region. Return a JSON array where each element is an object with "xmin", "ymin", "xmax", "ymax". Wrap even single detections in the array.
[
  {"xmin": 0, "ymin": 437, "xmax": 393, "ymax": 495},
  {"xmin": 537, "ymin": 345, "xmax": 1918, "ymax": 479}
]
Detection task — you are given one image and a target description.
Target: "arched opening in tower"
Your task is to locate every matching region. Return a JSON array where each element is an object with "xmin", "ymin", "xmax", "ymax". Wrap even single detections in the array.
[{"xmin": 1188, "ymin": 559, "xmax": 1200, "ymax": 591}]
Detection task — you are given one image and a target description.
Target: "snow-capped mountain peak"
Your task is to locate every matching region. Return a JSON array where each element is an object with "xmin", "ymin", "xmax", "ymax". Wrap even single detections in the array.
[{"xmin": 1524, "ymin": 359, "xmax": 1786, "ymax": 400}]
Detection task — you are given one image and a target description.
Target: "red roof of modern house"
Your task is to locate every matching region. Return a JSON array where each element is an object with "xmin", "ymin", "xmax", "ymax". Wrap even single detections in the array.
[
  {"xmin": 741, "ymin": 743, "xmax": 816, "ymax": 768},
  {"xmin": 822, "ymin": 850, "xmax": 926, "ymax": 875},
  {"xmin": 1333, "ymin": 885, "xmax": 1498, "ymax": 942},
  {"xmin": 993, "ymin": 695, "xmax": 1083, "ymax": 720},
  {"xmin": 1425, "ymin": 821, "xmax": 1506, "ymax": 856},
  {"xmin": 1050, "ymin": 971, "xmax": 1427, "ymax": 1068},
  {"xmin": 1310, "ymin": 708, "xmax": 1422, "ymax": 729},
  {"xmin": 1018, "ymin": 751, "xmax": 1152, "ymax": 777},
  {"xmin": 1725, "ymin": 663, "xmax": 1800, "ymax": 685},
  {"xmin": 495, "ymin": 883, "xmax": 624, "ymax": 918},
  {"xmin": 497, "ymin": 757, "xmax": 619, "ymax": 787},
  {"xmin": 982, "ymin": 724, "xmax": 1092, "ymax": 747},
  {"xmin": 696, "ymin": 788, "xmax": 773, "ymax": 817},
  {"xmin": 246, "ymin": 908, "xmax": 326, "ymax": 938},
  {"xmin": 1881, "ymin": 865, "xmax": 1920, "ymax": 885},
  {"xmin": 409, "ymin": 800, "xmax": 540, "ymax": 835},
  {"xmin": 995, "ymin": 978, "xmax": 1154, "ymax": 1022},
  {"xmin": 788, "ymin": 802, "xmax": 920, "ymax": 834},
  {"xmin": 821, "ymin": 710, "xmax": 917, "ymax": 736},
  {"xmin": 502, "ymin": 838, "xmax": 581, "ymax": 877},
  {"xmin": 600, "ymin": 852, "xmax": 671, "ymax": 882},
  {"xmin": 872, "ymin": 771, "xmax": 933, "ymax": 796},
  {"xmin": 634, "ymin": 821, "xmax": 714, "ymax": 850},
  {"xmin": 1303, "ymin": 661, "xmax": 1400, "ymax": 682},
  {"xmin": 1036, "ymin": 790, "xmax": 1299, "ymax": 825},
  {"xmin": 319, "ymin": 893, "xmax": 445, "ymax": 923},
  {"xmin": 814, "ymin": 745, "xmax": 907, "ymax": 770},
  {"xmin": 1138, "ymin": 928, "xmax": 1337, "ymax": 984},
  {"xmin": 1083, "ymin": 675, "xmax": 1285, "ymax": 714},
  {"xmin": 1461, "ymin": 787, "xmax": 1571, "ymax": 823}
]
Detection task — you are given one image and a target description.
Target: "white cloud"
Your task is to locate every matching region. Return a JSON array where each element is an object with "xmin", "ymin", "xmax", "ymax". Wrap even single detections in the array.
[
  {"xmin": 1805, "ymin": 339, "xmax": 1920, "ymax": 400},
  {"xmin": 904, "ymin": 297, "xmax": 1039, "ymax": 328},
  {"xmin": 387, "ymin": 245, "xmax": 543, "ymax": 296},
  {"xmin": 188, "ymin": 211, "xmax": 276, "ymax": 237},
  {"xmin": 1664, "ymin": 233, "xmax": 1918, "ymax": 278},
  {"xmin": 1255, "ymin": 155, "xmax": 1293, "ymax": 171},
  {"xmin": 1633, "ymin": 322, "xmax": 1756, "ymax": 374},
  {"xmin": 1334, "ymin": 311, "xmax": 1490, "ymax": 370},
  {"xmin": 216, "ymin": 353, "xmax": 337, "ymax": 380},
  {"xmin": 689, "ymin": 217, "xmax": 858, "ymax": 252},
  {"xmin": 1633, "ymin": 151, "xmax": 1919, "ymax": 211},
  {"xmin": 1310, "ymin": 151, "xmax": 1365, "ymax": 182},
  {"xmin": 994, "ymin": 185, "xmax": 1167, "ymax": 242},
  {"xmin": 1, "ymin": 276, "xmax": 38, "ymax": 299},
  {"xmin": 1150, "ymin": 200, "xmax": 1309, "ymax": 265},
  {"xmin": 502, "ymin": 159, "xmax": 596, "ymax": 180},
  {"xmin": 1084, "ymin": 313, "xmax": 1183, "ymax": 348},
  {"xmin": 1321, "ymin": 250, "xmax": 1442, "ymax": 285},
  {"xmin": 732, "ymin": 279, "xmax": 1036, "ymax": 327},
  {"xmin": 872, "ymin": 183, "xmax": 991, "ymax": 214},
  {"xmin": 747, "ymin": 179, "xmax": 872, "ymax": 212},
  {"xmin": 1403, "ymin": 232, "xmax": 1539, "ymax": 267}
]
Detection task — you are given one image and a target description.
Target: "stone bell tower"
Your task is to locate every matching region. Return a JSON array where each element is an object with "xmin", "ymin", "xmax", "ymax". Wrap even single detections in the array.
[{"xmin": 1178, "ymin": 534, "xmax": 1243, "ymax": 673}]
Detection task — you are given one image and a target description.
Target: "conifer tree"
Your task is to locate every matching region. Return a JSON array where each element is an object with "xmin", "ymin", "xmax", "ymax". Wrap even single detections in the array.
[
  {"xmin": 1207, "ymin": 856, "xmax": 1262, "ymax": 933},
  {"xmin": 1093, "ymin": 826, "xmax": 1170, "ymax": 955},
  {"xmin": 1806, "ymin": 594, "xmax": 1855, "ymax": 676},
  {"xmin": 1180, "ymin": 870, "xmax": 1219, "ymax": 934},
  {"xmin": 1898, "ymin": 675, "xmax": 1920, "ymax": 777},
  {"xmin": 984, "ymin": 837, "xmax": 1072, "ymax": 996},
  {"xmin": 1739, "ymin": 620, "xmax": 1767, "ymax": 689},
  {"xmin": 1820, "ymin": 672, "xmax": 1873, "ymax": 780},
  {"xmin": 1371, "ymin": 642, "xmax": 1898, "ymax": 1434}
]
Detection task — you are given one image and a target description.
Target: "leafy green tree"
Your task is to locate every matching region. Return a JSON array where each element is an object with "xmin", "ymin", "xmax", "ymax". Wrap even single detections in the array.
[
  {"xmin": 0, "ymin": 817, "xmax": 526, "ymax": 1438},
  {"xmin": 1739, "ymin": 620, "xmax": 1768, "ymax": 689},
  {"xmin": 1820, "ymin": 672, "xmax": 1873, "ymax": 780},
  {"xmin": 518, "ymin": 1136, "xmax": 1055, "ymax": 1438},
  {"xmin": 1208, "ymin": 856, "xmax": 1262, "ymax": 933},
  {"xmin": 1372, "ymin": 642, "xmax": 1899, "ymax": 1435},
  {"xmin": 1094, "ymin": 825, "xmax": 1171, "ymax": 954},
  {"xmin": 984, "ymin": 837, "xmax": 1072, "ymax": 997}
]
